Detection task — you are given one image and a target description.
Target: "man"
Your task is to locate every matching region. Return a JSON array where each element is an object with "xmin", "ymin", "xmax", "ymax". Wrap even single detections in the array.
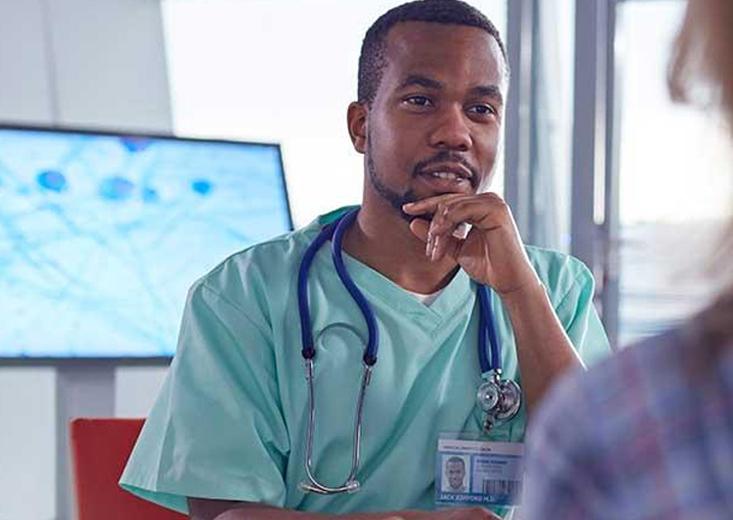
[
  {"xmin": 120, "ymin": 1, "xmax": 609, "ymax": 519},
  {"xmin": 445, "ymin": 458, "xmax": 468, "ymax": 493}
]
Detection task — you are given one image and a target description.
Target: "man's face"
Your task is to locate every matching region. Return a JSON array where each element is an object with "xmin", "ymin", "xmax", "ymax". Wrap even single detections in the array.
[
  {"xmin": 446, "ymin": 460, "xmax": 466, "ymax": 490},
  {"xmin": 357, "ymin": 21, "xmax": 506, "ymax": 217}
]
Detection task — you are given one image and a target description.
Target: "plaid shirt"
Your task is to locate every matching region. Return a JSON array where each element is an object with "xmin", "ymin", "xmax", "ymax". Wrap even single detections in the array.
[{"xmin": 523, "ymin": 327, "xmax": 733, "ymax": 520}]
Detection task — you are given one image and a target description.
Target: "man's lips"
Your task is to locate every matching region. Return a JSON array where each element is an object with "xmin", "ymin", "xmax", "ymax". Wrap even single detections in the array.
[
  {"xmin": 417, "ymin": 162, "xmax": 474, "ymax": 182},
  {"xmin": 414, "ymin": 161, "xmax": 476, "ymax": 193},
  {"xmin": 415, "ymin": 170, "xmax": 474, "ymax": 195}
]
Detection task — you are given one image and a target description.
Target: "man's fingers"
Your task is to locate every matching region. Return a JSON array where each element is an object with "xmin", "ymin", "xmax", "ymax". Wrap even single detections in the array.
[
  {"xmin": 429, "ymin": 198, "xmax": 503, "ymax": 236},
  {"xmin": 408, "ymin": 218, "xmax": 430, "ymax": 242},
  {"xmin": 405, "ymin": 193, "xmax": 510, "ymax": 263},
  {"xmin": 410, "ymin": 216, "xmax": 463, "ymax": 262},
  {"xmin": 409, "ymin": 218, "xmax": 456, "ymax": 260},
  {"xmin": 402, "ymin": 193, "xmax": 467, "ymax": 216},
  {"xmin": 402, "ymin": 191, "xmax": 505, "ymax": 217},
  {"xmin": 430, "ymin": 232, "xmax": 462, "ymax": 262}
]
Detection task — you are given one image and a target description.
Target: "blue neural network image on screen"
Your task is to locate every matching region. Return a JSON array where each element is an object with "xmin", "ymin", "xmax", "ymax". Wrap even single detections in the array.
[{"xmin": 0, "ymin": 127, "xmax": 291, "ymax": 358}]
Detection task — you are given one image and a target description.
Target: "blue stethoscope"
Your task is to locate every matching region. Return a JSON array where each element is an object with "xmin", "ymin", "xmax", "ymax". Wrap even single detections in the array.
[{"xmin": 297, "ymin": 208, "xmax": 522, "ymax": 496}]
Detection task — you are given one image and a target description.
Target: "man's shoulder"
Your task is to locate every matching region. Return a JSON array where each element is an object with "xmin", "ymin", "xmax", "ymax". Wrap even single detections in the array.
[
  {"xmin": 524, "ymin": 245, "xmax": 594, "ymax": 304},
  {"xmin": 202, "ymin": 230, "xmax": 304, "ymax": 285},
  {"xmin": 191, "ymin": 206, "xmax": 354, "ymax": 299},
  {"xmin": 190, "ymin": 219, "xmax": 318, "ymax": 299}
]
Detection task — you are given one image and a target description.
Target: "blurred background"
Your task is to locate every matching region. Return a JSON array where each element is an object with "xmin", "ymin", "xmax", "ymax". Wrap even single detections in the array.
[{"xmin": 0, "ymin": 0, "xmax": 731, "ymax": 519}]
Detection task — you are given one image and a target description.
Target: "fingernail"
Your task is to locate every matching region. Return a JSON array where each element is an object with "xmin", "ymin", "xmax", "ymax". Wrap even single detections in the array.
[
  {"xmin": 426, "ymin": 233, "xmax": 432, "ymax": 257},
  {"xmin": 431, "ymin": 236, "xmax": 440, "ymax": 261},
  {"xmin": 403, "ymin": 202, "xmax": 414, "ymax": 208}
]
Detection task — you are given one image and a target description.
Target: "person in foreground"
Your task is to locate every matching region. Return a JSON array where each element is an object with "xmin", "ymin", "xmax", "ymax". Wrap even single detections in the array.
[
  {"xmin": 120, "ymin": 1, "xmax": 609, "ymax": 519},
  {"xmin": 524, "ymin": 1, "xmax": 733, "ymax": 519}
]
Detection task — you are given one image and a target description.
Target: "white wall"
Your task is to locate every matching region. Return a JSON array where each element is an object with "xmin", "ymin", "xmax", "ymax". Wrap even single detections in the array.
[
  {"xmin": 0, "ymin": 368, "xmax": 58, "ymax": 520},
  {"xmin": 0, "ymin": 0, "xmax": 171, "ymax": 518},
  {"xmin": 46, "ymin": 0, "xmax": 172, "ymax": 131},
  {"xmin": 0, "ymin": 0, "xmax": 55, "ymax": 123}
]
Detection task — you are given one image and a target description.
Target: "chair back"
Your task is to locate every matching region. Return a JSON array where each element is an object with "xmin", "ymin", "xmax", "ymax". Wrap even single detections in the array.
[{"xmin": 70, "ymin": 418, "xmax": 186, "ymax": 520}]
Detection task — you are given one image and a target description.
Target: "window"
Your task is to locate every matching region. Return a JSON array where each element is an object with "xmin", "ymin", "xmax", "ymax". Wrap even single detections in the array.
[
  {"xmin": 614, "ymin": 0, "xmax": 732, "ymax": 345},
  {"xmin": 531, "ymin": 0, "xmax": 575, "ymax": 253}
]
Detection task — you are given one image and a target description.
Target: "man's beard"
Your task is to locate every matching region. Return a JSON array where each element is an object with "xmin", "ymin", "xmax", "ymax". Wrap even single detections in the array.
[
  {"xmin": 366, "ymin": 137, "xmax": 420, "ymax": 223},
  {"xmin": 365, "ymin": 132, "xmax": 482, "ymax": 223},
  {"xmin": 367, "ymin": 155, "xmax": 419, "ymax": 222}
]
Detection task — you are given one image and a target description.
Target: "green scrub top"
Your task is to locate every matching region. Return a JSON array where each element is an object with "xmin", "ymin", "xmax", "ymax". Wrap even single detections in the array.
[{"xmin": 120, "ymin": 206, "xmax": 610, "ymax": 518}]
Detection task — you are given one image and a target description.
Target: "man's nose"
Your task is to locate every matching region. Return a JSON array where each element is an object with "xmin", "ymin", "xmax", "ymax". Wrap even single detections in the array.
[{"xmin": 429, "ymin": 105, "xmax": 472, "ymax": 151}]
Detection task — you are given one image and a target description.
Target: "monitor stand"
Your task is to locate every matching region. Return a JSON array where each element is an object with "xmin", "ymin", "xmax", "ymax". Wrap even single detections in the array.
[{"xmin": 56, "ymin": 363, "xmax": 115, "ymax": 520}]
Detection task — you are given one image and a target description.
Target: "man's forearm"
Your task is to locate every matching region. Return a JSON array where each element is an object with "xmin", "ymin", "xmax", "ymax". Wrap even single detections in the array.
[
  {"xmin": 189, "ymin": 493, "xmax": 501, "ymax": 519},
  {"xmin": 189, "ymin": 499, "xmax": 330, "ymax": 520},
  {"xmin": 499, "ymin": 281, "xmax": 583, "ymax": 415},
  {"xmin": 213, "ymin": 504, "xmax": 500, "ymax": 520},
  {"xmin": 213, "ymin": 504, "xmax": 328, "ymax": 520},
  {"xmin": 213, "ymin": 504, "xmax": 427, "ymax": 520}
]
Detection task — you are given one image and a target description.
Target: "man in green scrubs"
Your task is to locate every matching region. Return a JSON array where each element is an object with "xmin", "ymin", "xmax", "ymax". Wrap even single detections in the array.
[{"xmin": 120, "ymin": 1, "xmax": 610, "ymax": 519}]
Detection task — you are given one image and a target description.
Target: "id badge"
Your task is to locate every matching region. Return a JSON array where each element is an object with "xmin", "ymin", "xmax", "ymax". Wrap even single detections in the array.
[{"xmin": 435, "ymin": 433, "xmax": 524, "ymax": 507}]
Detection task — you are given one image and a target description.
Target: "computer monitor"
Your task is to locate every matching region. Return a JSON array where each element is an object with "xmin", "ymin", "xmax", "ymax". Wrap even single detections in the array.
[{"xmin": 0, "ymin": 124, "xmax": 292, "ymax": 360}]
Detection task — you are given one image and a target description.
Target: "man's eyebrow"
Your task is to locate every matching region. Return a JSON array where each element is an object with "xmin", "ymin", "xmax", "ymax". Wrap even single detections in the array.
[
  {"xmin": 471, "ymin": 85, "xmax": 504, "ymax": 105},
  {"xmin": 397, "ymin": 76, "xmax": 505, "ymax": 105},
  {"xmin": 397, "ymin": 74, "xmax": 444, "ymax": 91}
]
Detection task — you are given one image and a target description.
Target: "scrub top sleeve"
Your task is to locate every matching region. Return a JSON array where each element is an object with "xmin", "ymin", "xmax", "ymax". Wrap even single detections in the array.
[
  {"xmin": 120, "ymin": 281, "xmax": 290, "ymax": 514},
  {"xmin": 554, "ymin": 264, "xmax": 611, "ymax": 366}
]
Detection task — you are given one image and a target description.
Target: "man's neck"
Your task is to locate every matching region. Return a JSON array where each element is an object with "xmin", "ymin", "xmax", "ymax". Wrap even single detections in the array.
[{"xmin": 341, "ymin": 200, "xmax": 460, "ymax": 294}]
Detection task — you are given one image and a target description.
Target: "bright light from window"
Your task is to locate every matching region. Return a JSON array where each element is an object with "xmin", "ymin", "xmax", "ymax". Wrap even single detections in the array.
[
  {"xmin": 617, "ymin": 2, "xmax": 732, "ymax": 226},
  {"xmin": 616, "ymin": 0, "xmax": 733, "ymax": 345}
]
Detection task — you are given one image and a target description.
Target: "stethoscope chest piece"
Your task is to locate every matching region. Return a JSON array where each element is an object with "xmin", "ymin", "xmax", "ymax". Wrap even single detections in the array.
[
  {"xmin": 477, "ymin": 371, "xmax": 522, "ymax": 433},
  {"xmin": 477, "ymin": 380, "xmax": 500, "ymax": 411}
]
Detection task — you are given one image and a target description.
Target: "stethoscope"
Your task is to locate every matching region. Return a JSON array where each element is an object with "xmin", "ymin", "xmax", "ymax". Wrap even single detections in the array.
[{"xmin": 297, "ymin": 208, "xmax": 522, "ymax": 496}]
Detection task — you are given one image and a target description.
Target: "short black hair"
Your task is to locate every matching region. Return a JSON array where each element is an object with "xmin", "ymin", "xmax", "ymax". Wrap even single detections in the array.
[{"xmin": 357, "ymin": 0, "xmax": 508, "ymax": 105}]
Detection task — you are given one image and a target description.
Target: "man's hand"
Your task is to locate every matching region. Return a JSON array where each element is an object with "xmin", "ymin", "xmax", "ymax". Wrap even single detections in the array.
[
  {"xmin": 193, "ymin": 499, "xmax": 502, "ymax": 520},
  {"xmin": 433, "ymin": 508, "xmax": 502, "ymax": 520},
  {"xmin": 403, "ymin": 193, "xmax": 540, "ymax": 295},
  {"xmin": 398, "ymin": 507, "xmax": 503, "ymax": 520},
  {"xmin": 212, "ymin": 509, "xmax": 501, "ymax": 520},
  {"xmin": 404, "ymin": 192, "xmax": 583, "ymax": 414},
  {"xmin": 211, "ymin": 506, "xmax": 501, "ymax": 520}
]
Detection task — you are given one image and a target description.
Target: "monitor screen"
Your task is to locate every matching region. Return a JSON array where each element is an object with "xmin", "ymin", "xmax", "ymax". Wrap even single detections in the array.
[{"xmin": 0, "ymin": 125, "xmax": 292, "ymax": 359}]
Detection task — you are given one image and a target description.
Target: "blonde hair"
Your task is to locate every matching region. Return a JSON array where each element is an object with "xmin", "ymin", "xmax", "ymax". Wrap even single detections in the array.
[{"xmin": 669, "ymin": 0, "xmax": 733, "ymax": 350}]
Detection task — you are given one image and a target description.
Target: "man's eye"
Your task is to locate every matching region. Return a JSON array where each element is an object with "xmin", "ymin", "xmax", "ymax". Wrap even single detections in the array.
[
  {"xmin": 468, "ymin": 104, "xmax": 496, "ymax": 116},
  {"xmin": 404, "ymin": 96, "xmax": 432, "ymax": 107}
]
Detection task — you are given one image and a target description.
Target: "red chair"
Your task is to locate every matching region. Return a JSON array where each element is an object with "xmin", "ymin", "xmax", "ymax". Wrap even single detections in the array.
[{"xmin": 70, "ymin": 418, "xmax": 186, "ymax": 520}]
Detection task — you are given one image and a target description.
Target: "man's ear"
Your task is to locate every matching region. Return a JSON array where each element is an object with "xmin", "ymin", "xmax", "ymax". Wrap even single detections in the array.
[{"xmin": 347, "ymin": 101, "xmax": 368, "ymax": 154}]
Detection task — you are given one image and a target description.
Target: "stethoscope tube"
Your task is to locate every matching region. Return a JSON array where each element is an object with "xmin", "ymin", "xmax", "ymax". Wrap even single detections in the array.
[
  {"xmin": 300, "ymin": 359, "xmax": 372, "ymax": 495},
  {"xmin": 297, "ymin": 219, "xmax": 338, "ymax": 361},
  {"xmin": 330, "ymin": 209, "xmax": 379, "ymax": 366},
  {"xmin": 298, "ymin": 208, "xmax": 375, "ymax": 495},
  {"xmin": 477, "ymin": 284, "xmax": 501, "ymax": 375}
]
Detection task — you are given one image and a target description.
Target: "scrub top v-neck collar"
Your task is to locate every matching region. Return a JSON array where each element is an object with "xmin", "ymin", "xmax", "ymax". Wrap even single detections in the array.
[{"xmin": 312, "ymin": 244, "xmax": 475, "ymax": 331}]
